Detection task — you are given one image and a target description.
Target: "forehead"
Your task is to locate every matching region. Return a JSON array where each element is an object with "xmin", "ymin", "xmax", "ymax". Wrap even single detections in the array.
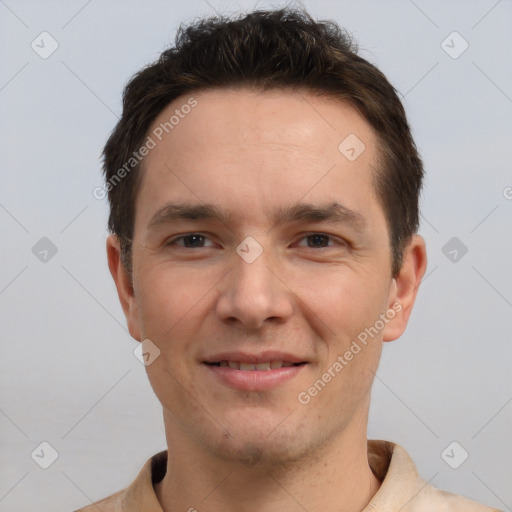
[
  {"xmin": 135, "ymin": 87, "xmax": 382, "ymax": 229},
  {"xmin": 147, "ymin": 87, "xmax": 376, "ymax": 160}
]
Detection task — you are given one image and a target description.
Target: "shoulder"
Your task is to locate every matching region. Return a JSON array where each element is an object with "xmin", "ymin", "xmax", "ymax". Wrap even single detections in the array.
[
  {"xmin": 366, "ymin": 440, "xmax": 502, "ymax": 512},
  {"xmin": 73, "ymin": 488, "xmax": 125, "ymax": 512},
  {"xmin": 73, "ymin": 450, "xmax": 167, "ymax": 512},
  {"xmin": 403, "ymin": 478, "xmax": 503, "ymax": 512}
]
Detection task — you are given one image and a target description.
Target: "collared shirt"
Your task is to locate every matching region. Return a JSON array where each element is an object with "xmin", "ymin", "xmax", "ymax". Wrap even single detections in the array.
[{"xmin": 74, "ymin": 440, "xmax": 502, "ymax": 511}]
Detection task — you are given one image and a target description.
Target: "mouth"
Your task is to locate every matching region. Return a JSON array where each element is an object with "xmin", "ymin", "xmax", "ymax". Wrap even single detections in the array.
[
  {"xmin": 202, "ymin": 356, "xmax": 308, "ymax": 391},
  {"xmin": 204, "ymin": 360, "xmax": 305, "ymax": 371}
]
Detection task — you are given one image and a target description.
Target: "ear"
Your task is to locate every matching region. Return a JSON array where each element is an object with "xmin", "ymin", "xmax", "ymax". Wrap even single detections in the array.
[
  {"xmin": 106, "ymin": 234, "xmax": 141, "ymax": 341},
  {"xmin": 382, "ymin": 234, "xmax": 427, "ymax": 342}
]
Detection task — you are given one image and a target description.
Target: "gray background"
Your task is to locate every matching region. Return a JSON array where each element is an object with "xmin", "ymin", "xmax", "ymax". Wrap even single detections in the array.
[{"xmin": 1, "ymin": 0, "xmax": 511, "ymax": 510}]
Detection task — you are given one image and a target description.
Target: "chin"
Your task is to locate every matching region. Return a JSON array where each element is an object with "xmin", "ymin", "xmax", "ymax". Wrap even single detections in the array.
[
  {"xmin": 211, "ymin": 437, "xmax": 302, "ymax": 468},
  {"xmin": 203, "ymin": 416, "xmax": 315, "ymax": 469}
]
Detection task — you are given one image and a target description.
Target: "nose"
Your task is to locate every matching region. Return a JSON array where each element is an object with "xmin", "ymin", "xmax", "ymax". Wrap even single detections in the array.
[{"xmin": 215, "ymin": 246, "xmax": 293, "ymax": 330}]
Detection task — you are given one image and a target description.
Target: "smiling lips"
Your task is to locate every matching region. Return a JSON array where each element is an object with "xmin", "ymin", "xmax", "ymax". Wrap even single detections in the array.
[
  {"xmin": 207, "ymin": 360, "xmax": 301, "ymax": 371},
  {"xmin": 203, "ymin": 352, "xmax": 308, "ymax": 390},
  {"xmin": 204, "ymin": 351, "xmax": 306, "ymax": 365}
]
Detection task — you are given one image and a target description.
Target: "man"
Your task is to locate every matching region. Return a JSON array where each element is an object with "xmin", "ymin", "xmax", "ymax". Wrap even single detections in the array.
[{"xmin": 76, "ymin": 8, "xmax": 501, "ymax": 512}]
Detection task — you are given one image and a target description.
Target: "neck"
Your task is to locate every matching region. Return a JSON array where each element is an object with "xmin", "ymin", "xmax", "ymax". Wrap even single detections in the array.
[{"xmin": 155, "ymin": 421, "xmax": 381, "ymax": 512}]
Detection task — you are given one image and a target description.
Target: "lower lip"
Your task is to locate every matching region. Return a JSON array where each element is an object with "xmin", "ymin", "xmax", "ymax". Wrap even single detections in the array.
[{"xmin": 203, "ymin": 363, "xmax": 306, "ymax": 391}]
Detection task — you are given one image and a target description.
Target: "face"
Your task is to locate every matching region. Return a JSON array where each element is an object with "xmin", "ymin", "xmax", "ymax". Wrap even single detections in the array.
[{"xmin": 109, "ymin": 88, "xmax": 425, "ymax": 467}]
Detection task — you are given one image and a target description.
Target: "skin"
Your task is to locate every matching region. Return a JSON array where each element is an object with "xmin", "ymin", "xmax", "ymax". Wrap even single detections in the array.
[{"xmin": 107, "ymin": 88, "xmax": 427, "ymax": 512}]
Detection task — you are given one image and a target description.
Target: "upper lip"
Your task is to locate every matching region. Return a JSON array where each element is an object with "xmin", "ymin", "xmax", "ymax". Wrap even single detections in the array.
[{"xmin": 203, "ymin": 351, "xmax": 307, "ymax": 364}]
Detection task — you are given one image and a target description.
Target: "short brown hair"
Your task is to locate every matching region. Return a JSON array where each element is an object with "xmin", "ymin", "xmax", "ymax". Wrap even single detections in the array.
[{"xmin": 102, "ymin": 8, "xmax": 423, "ymax": 277}]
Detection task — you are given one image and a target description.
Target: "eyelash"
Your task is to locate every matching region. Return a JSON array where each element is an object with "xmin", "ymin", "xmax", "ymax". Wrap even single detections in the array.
[{"xmin": 166, "ymin": 233, "xmax": 344, "ymax": 249}]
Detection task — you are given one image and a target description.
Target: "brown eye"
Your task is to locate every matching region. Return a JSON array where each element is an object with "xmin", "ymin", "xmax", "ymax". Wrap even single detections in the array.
[
  {"xmin": 307, "ymin": 234, "xmax": 331, "ymax": 247},
  {"xmin": 296, "ymin": 234, "xmax": 335, "ymax": 248},
  {"xmin": 167, "ymin": 234, "xmax": 213, "ymax": 248}
]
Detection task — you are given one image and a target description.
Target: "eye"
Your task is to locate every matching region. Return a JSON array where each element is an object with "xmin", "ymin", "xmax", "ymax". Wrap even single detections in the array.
[
  {"xmin": 167, "ymin": 233, "xmax": 214, "ymax": 248},
  {"xmin": 296, "ymin": 233, "xmax": 337, "ymax": 248}
]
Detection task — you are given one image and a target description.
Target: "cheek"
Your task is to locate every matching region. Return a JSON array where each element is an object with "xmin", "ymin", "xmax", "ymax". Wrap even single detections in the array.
[
  {"xmin": 136, "ymin": 264, "xmax": 211, "ymax": 334},
  {"xmin": 137, "ymin": 270, "xmax": 206, "ymax": 407},
  {"xmin": 295, "ymin": 269, "xmax": 388, "ymax": 394},
  {"xmin": 298, "ymin": 267, "xmax": 387, "ymax": 337}
]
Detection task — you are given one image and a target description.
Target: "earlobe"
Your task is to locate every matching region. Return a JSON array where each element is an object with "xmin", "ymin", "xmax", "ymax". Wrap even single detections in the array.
[
  {"xmin": 382, "ymin": 235, "xmax": 427, "ymax": 342},
  {"xmin": 106, "ymin": 234, "xmax": 142, "ymax": 341}
]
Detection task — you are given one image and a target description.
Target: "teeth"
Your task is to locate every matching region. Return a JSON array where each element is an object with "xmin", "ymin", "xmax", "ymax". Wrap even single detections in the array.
[{"xmin": 216, "ymin": 361, "xmax": 297, "ymax": 371}]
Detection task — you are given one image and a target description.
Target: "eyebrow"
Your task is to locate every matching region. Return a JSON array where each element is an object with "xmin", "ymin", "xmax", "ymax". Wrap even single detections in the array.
[{"xmin": 147, "ymin": 201, "xmax": 367, "ymax": 231}]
